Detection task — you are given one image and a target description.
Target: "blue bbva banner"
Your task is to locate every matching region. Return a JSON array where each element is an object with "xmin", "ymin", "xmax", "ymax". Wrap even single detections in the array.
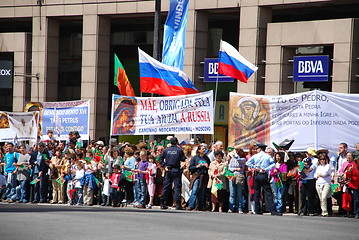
[
  {"xmin": 162, "ymin": 0, "xmax": 189, "ymax": 70},
  {"xmin": 293, "ymin": 55, "xmax": 329, "ymax": 82}
]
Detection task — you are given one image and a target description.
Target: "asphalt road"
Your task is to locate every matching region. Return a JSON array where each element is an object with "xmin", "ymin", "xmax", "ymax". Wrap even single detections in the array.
[{"xmin": 0, "ymin": 203, "xmax": 358, "ymax": 240}]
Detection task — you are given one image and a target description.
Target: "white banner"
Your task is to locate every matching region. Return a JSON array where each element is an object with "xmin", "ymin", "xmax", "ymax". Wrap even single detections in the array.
[
  {"xmin": 0, "ymin": 112, "xmax": 39, "ymax": 142},
  {"xmin": 228, "ymin": 90, "xmax": 359, "ymax": 153},
  {"xmin": 111, "ymin": 91, "xmax": 214, "ymax": 135}
]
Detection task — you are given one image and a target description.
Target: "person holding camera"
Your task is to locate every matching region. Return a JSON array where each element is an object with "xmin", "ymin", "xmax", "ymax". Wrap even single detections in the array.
[{"xmin": 298, "ymin": 148, "xmax": 318, "ymax": 216}]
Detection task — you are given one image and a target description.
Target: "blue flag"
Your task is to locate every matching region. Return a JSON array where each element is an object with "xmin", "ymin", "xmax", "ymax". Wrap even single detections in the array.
[{"xmin": 162, "ymin": 0, "xmax": 189, "ymax": 70}]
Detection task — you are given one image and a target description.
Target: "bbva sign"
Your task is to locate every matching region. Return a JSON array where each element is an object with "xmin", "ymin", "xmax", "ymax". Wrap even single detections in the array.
[{"xmin": 293, "ymin": 55, "xmax": 329, "ymax": 82}]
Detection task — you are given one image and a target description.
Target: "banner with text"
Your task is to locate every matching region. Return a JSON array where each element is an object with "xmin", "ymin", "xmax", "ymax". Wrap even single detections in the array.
[
  {"xmin": 24, "ymin": 100, "xmax": 90, "ymax": 140},
  {"xmin": 228, "ymin": 90, "xmax": 359, "ymax": 153},
  {"xmin": 111, "ymin": 91, "xmax": 214, "ymax": 135},
  {"xmin": 0, "ymin": 111, "xmax": 39, "ymax": 142}
]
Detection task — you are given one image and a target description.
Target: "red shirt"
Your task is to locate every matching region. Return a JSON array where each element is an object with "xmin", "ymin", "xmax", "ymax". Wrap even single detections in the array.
[
  {"xmin": 346, "ymin": 162, "xmax": 359, "ymax": 189},
  {"xmin": 110, "ymin": 172, "xmax": 121, "ymax": 189}
]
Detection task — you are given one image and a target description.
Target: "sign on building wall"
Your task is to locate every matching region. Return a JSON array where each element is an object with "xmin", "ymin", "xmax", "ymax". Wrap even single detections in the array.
[
  {"xmin": 229, "ymin": 90, "xmax": 359, "ymax": 153},
  {"xmin": 0, "ymin": 111, "xmax": 38, "ymax": 142},
  {"xmin": 24, "ymin": 100, "xmax": 90, "ymax": 140},
  {"xmin": 293, "ymin": 55, "xmax": 329, "ymax": 82},
  {"xmin": 204, "ymin": 58, "xmax": 234, "ymax": 82},
  {"xmin": 111, "ymin": 91, "xmax": 214, "ymax": 135},
  {"xmin": 214, "ymin": 101, "xmax": 228, "ymax": 125},
  {"xmin": 0, "ymin": 60, "xmax": 13, "ymax": 88}
]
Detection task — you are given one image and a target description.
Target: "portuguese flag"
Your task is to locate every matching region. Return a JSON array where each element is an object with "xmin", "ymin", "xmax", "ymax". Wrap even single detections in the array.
[
  {"xmin": 123, "ymin": 171, "xmax": 134, "ymax": 182},
  {"xmin": 114, "ymin": 53, "xmax": 135, "ymax": 97}
]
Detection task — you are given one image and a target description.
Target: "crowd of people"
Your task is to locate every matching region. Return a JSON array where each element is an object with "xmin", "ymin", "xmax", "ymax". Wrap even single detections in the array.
[{"xmin": 0, "ymin": 130, "xmax": 358, "ymax": 219}]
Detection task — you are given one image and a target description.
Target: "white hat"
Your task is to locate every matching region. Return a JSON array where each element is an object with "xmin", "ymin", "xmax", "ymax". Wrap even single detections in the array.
[{"xmin": 96, "ymin": 140, "xmax": 104, "ymax": 146}]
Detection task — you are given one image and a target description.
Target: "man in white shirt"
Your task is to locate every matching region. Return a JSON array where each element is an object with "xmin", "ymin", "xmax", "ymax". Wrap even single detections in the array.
[{"xmin": 208, "ymin": 141, "xmax": 227, "ymax": 162}]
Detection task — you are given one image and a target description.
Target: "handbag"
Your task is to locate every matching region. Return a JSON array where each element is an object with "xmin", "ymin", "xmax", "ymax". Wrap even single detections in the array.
[
  {"xmin": 342, "ymin": 190, "xmax": 352, "ymax": 211},
  {"xmin": 235, "ymin": 174, "xmax": 245, "ymax": 185},
  {"xmin": 50, "ymin": 167, "xmax": 59, "ymax": 179}
]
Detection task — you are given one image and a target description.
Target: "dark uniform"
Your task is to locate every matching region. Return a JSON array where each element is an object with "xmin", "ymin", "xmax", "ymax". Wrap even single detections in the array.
[{"xmin": 159, "ymin": 137, "xmax": 185, "ymax": 209}]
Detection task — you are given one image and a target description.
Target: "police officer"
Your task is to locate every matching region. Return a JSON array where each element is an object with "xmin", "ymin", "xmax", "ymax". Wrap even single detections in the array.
[
  {"xmin": 245, "ymin": 143, "xmax": 282, "ymax": 216},
  {"xmin": 159, "ymin": 137, "xmax": 185, "ymax": 210}
]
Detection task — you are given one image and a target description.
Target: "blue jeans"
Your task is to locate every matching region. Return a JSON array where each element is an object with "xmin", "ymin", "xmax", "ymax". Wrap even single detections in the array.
[
  {"xmin": 138, "ymin": 178, "xmax": 147, "ymax": 205},
  {"xmin": 229, "ymin": 180, "xmax": 245, "ymax": 211},
  {"xmin": 11, "ymin": 181, "xmax": 29, "ymax": 201},
  {"xmin": 271, "ymin": 181, "xmax": 284, "ymax": 213},
  {"xmin": 133, "ymin": 180, "xmax": 139, "ymax": 202},
  {"xmin": 19, "ymin": 180, "xmax": 30, "ymax": 202},
  {"xmin": 5, "ymin": 172, "xmax": 17, "ymax": 199},
  {"xmin": 351, "ymin": 188, "xmax": 359, "ymax": 216},
  {"xmin": 76, "ymin": 187, "xmax": 83, "ymax": 205},
  {"xmin": 188, "ymin": 178, "xmax": 206, "ymax": 209},
  {"xmin": 110, "ymin": 188, "xmax": 120, "ymax": 206}
]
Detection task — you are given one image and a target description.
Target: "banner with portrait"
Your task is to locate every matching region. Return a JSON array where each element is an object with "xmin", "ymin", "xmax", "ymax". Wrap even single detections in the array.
[
  {"xmin": 229, "ymin": 90, "xmax": 359, "ymax": 153},
  {"xmin": 0, "ymin": 111, "xmax": 39, "ymax": 142},
  {"xmin": 24, "ymin": 100, "xmax": 90, "ymax": 141},
  {"xmin": 111, "ymin": 91, "xmax": 214, "ymax": 135}
]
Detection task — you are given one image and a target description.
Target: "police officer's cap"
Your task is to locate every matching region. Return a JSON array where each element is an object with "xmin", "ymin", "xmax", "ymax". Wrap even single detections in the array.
[
  {"xmin": 170, "ymin": 137, "xmax": 178, "ymax": 145},
  {"xmin": 256, "ymin": 143, "xmax": 267, "ymax": 151}
]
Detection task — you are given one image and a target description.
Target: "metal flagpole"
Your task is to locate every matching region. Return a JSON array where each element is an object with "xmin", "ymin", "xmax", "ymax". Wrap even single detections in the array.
[
  {"xmin": 212, "ymin": 67, "xmax": 220, "ymax": 144},
  {"xmin": 149, "ymin": 0, "xmax": 161, "ymax": 144}
]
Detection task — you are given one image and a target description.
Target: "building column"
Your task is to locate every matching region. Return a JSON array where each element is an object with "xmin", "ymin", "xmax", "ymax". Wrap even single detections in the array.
[
  {"xmin": 239, "ymin": 5, "xmax": 272, "ymax": 94},
  {"xmin": 31, "ymin": 15, "xmax": 59, "ymax": 102},
  {"xmin": 81, "ymin": 15, "xmax": 110, "ymax": 140},
  {"xmin": 45, "ymin": 19, "xmax": 59, "ymax": 101},
  {"xmin": 192, "ymin": 10, "xmax": 208, "ymax": 92},
  {"xmin": 332, "ymin": 19, "xmax": 358, "ymax": 93},
  {"xmin": 350, "ymin": 19, "xmax": 359, "ymax": 92}
]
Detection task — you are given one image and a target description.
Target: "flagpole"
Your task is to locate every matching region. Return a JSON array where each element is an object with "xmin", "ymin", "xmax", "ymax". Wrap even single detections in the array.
[
  {"xmin": 149, "ymin": 0, "xmax": 161, "ymax": 144},
  {"xmin": 212, "ymin": 67, "xmax": 220, "ymax": 144}
]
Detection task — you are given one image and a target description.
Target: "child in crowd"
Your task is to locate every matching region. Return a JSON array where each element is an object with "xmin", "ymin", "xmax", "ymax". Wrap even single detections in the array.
[
  {"xmin": 101, "ymin": 172, "xmax": 110, "ymax": 206},
  {"xmin": 110, "ymin": 165, "xmax": 121, "ymax": 207},
  {"xmin": 64, "ymin": 153, "xmax": 76, "ymax": 206},
  {"xmin": 146, "ymin": 155, "xmax": 157, "ymax": 209},
  {"xmin": 136, "ymin": 150, "xmax": 149, "ymax": 208},
  {"xmin": 73, "ymin": 161, "xmax": 84, "ymax": 205},
  {"xmin": 132, "ymin": 157, "xmax": 140, "ymax": 205}
]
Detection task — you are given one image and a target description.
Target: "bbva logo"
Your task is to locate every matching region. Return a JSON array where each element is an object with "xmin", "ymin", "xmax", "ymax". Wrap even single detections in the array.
[
  {"xmin": 298, "ymin": 60, "xmax": 324, "ymax": 74},
  {"xmin": 0, "ymin": 69, "xmax": 11, "ymax": 76}
]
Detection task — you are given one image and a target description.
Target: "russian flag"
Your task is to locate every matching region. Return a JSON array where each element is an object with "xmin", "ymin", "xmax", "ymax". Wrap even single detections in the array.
[
  {"xmin": 138, "ymin": 48, "xmax": 199, "ymax": 96},
  {"xmin": 218, "ymin": 40, "xmax": 258, "ymax": 83}
]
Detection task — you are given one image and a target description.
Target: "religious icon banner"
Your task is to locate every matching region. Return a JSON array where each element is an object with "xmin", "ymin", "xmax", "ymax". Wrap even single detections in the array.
[
  {"xmin": 0, "ymin": 111, "xmax": 39, "ymax": 142},
  {"xmin": 110, "ymin": 91, "xmax": 214, "ymax": 135},
  {"xmin": 229, "ymin": 90, "xmax": 359, "ymax": 153}
]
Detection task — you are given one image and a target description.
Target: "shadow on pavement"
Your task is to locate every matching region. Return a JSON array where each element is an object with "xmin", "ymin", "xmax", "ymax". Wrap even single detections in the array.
[{"xmin": 0, "ymin": 203, "xmax": 188, "ymax": 214}]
